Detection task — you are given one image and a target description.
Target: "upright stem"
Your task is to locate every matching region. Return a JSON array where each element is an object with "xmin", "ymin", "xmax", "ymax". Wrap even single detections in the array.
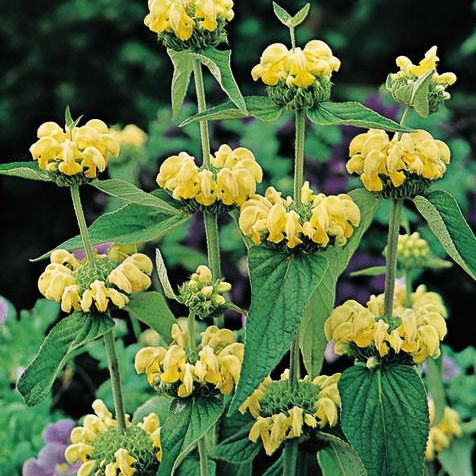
[
  {"xmin": 198, "ymin": 436, "xmax": 209, "ymax": 476},
  {"xmin": 405, "ymin": 269, "xmax": 413, "ymax": 307},
  {"xmin": 192, "ymin": 58, "xmax": 223, "ymax": 327},
  {"xmin": 397, "ymin": 106, "xmax": 411, "ymax": 140},
  {"xmin": 289, "ymin": 27, "xmax": 296, "ymax": 50},
  {"xmin": 187, "ymin": 310, "xmax": 196, "ymax": 354},
  {"xmin": 293, "ymin": 109, "xmax": 306, "ymax": 205},
  {"xmin": 283, "ymin": 439, "xmax": 299, "ymax": 476},
  {"xmin": 383, "ymin": 199, "xmax": 402, "ymax": 320},
  {"xmin": 70, "ymin": 185, "xmax": 96, "ymax": 266},
  {"xmin": 104, "ymin": 329, "xmax": 128, "ymax": 432}
]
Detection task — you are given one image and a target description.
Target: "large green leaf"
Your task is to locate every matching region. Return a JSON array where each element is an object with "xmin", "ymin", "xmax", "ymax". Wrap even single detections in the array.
[
  {"xmin": 125, "ymin": 292, "xmax": 176, "ymax": 344},
  {"xmin": 17, "ymin": 312, "xmax": 114, "ymax": 406},
  {"xmin": 438, "ymin": 435, "xmax": 475, "ymax": 476},
  {"xmin": 425, "ymin": 357, "xmax": 445, "ymax": 425},
  {"xmin": 307, "ymin": 102, "xmax": 413, "ymax": 132},
  {"xmin": 339, "ymin": 365, "xmax": 429, "ymax": 476},
  {"xmin": 191, "ymin": 48, "xmax": 245, "ymax": 110},
  {"xmin": 413, "ymin": 190, "xmax": 476, "ymax": 280},
  {"xmin": 132, "ymin": 395, "xmax": 172, "ymax": 424},
  {"xmin": 210, "ymin": 423, "xmax": 259, "ymax": 464},
  {"xmin": 0, "ymin": 161, "xmax": 51, "ymax": 182},
  {"xmin": 33, "ymin": 198, "xmax": 190, "ymax": 261},
  {"xmin": 299, "ymin": 189, "xmax": 380, "ymax": 376},
  {"xmin": 317, "ymin": 432, "xmax": 367, "ymax": 476},
  {"xmin": 91, "ymin": 179, "xmax": 180, "ymax": 214},
  {"xmin": 180, "ymin": 96, "xmax": 282, "ymax": 127},
  {"xmin": 167, "ymin": 49, "xmax": 194, "ymax": 120},
  {"xmin": 229, "ymin": 250, "xmax": 328, "ymax": 414},
  {"xmin": 176, "ymin": 453, "xmax": 216, "ymax": 476},
  {"xmin": 158, "ymin": 396, "xmax": 225, "ymax": 476}
]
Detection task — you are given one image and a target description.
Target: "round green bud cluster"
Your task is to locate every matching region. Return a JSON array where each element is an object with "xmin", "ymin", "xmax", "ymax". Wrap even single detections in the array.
[
  {"xmin": 396, "ymin": 232, "xmax": 431, "ymax": 269},
  {"xmin": 74, "ymin": 256, "xmax": 117, "ymax": 293},
  {"xmin": 376, "ymin": 173, "xmax": 432, "ymax": 200},
  {"xmin": 178, "ymin": 265, "xmax": 231, "ymax": 319},
  {"xmin": 47, "ymin": 170, "xmax": 94, "ymax": 187}
]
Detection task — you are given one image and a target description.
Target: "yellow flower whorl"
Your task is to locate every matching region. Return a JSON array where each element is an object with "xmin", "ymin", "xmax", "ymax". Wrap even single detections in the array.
[
  {"xmin": 156, "ymin": 145, "xmax": 263, "ymax": 211},
  {"xmin": 30, "ymin": 119, "xmax": 119, "ymax": 181},
  {"xmin": 111, "ymin": 125, "xmax": 147, "ymax": 148},
  {"xmin": 239, "ymin": 182, "xmax": 360, "ymax": 250},
  {"xmin": 325, "ymin": 283, "xmax": 447, "ymax": 364},
  {"xmin": 65, "ymin": 400, "xmax": 161, "ymax": 476},
  {"xmin": 240, "ymin": 371, "xmax": 341, "ymax": 455},
  {"xmin": 346, "ymin": 129, "xmax": 450, "ymax": 195},
  {"xmin": 135, "ymin": 323, "xmax": 243, "ymax": 398}
]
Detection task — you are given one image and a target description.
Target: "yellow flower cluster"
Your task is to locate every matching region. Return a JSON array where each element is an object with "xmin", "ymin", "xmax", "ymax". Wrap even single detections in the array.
[
  {"xmin": 30, "ymin": 119, "xmax": 119, "ymax": 178},
  {"xmin": 65, "ymin": 400, "xmax": 161, "ymax": 476},
  {"xmin": 325, "ymin": 284, "xmax": 447, "ymax": 364},
  {"xmin": 251, "ymin": 41, "xmax": 340, "ymax": 88},
  {"xmin": 38, "ymin": 248, "xmax": 153, "ymax": 313},
  {"xmin": 135, "ymin": 323, "xmax": 243, "ymax": 397},
  {"xmin": 111, "ymin": 124, "xmax": 147, "ymax": 148},
  {"xmin": 425, "ymin": 400, "xmax": 462, "ymax": 460},
  {"xmin": 346, "ymin": 129, "xmax": 451, "ymax": 193},
  {"xmin": 156, "ymin": 145, "xmax": 263, "ymax": 209},
  {"xmin": 396, "ymin": 232, "xmax": 431, "ymax": 269},
  {"xmin": 179, "ymin": 265, "xmax": 231, "ymax": 318},
  {"xmin": 145, "ymin": 0, "xmax": 234, "ymax": 41},
  {"xmin": 239, "ymin": 371, "xmax": 341, "ymax": 455},
  {"xmin": 239, "ymin": 182, "xmax": 360, "ymax": 249}
]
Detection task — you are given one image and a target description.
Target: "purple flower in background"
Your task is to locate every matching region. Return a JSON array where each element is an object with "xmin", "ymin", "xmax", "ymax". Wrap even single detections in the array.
[
  {"xmin": 422, "ymin": 355, "xmax": 460, "ymax": 382},
  {"xmin": 0, "ymin": 297, "xmax": 8, "ymax": 325},
  {"xmin": 73, "ymin": 242, "xmax": 112, "ymax": 261},
  {"xmin": 324, "ymin": 340, "xmax": 340, "ymax": 363},
  {"xmin": 23, "ymin": 420, "xmax": 79, "ymax": 476}
]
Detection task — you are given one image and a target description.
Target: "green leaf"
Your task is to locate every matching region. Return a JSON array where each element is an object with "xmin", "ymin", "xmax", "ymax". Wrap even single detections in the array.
[
  {"xmin": 132, "ymin": 395, "xmax": 172, "ymax": 424},
  {"xmin": 425, "ymin": 357, "xmax": 445, "ymax": 425},
  {"xmin": 155, "ymin": 248, "xmax": 177, "ymax": 300},
  {"xmin": 438, "ymin": 435, "xmax": 475, "ymax": 476},
  {"xmin": 91, "ymin": 179, "xmax": 181, "ymax": 214},
  {"xmin": 33, "ymin": 197, "xmax": 190, "ymax": 261},
  {"xmin": 0, "ymin": 162, "xmax": 51, "ymax": 182},
  {"xmin": 307, "ymin": 102, "xmax": 413, "ymax": 132},
  {"xmin": 191, "ymin": 48, "xmax": 245, "ymax": 110},
  {"xmin": 350, "ymin": 266, "xmax": 386, "ymax": 277},
  {"xmin": 262, "ymin": 452, "xmax": 284, "ymax": 476},
  {"xmin": 299, "ymin": 189, "xmax": 380, "ymax": 376},
  {"xmin": 167, "ymin": 49, "xmax": 194, "ymax": 120},
  {"xmin": 210, "ymin": 423, "xmax": 259, "ymax": 464},
  {"xmin": 317, "ymin": 432, "xmax": 367, "ymax": 476},
  {"xmin": 17, "ymin": 312, "xmax": 114, "ymax": 406},
  {"xmin": 230, "ymin": 250, "xmax": 328, "ymax": 414},
  {"xmin": 65, "ymin": 105, "xmax": 73, "ymax": 128},
  {"xmin": 180, "ymin": 96, "xmax": 282, "ymax": 126},
  {"xmin": 411, "ymin": 69, "xmax": 434, "ymax": 118},
  {"xmin": 413, "ymin": 190, "xmax": 476, "ymax": 280},
  {"xmin": 291, "ymin": 3, "xmax": 311, "ymax": 26},
  {"xmin": 339, "ymin": 365, "xmax": 429, "ymax": 476},
  {"xmin": 158, "ymin": 396, "xmax": 224, "ymax": 476},
  {"xmin": 176, "ymin": 453, "xmax": 216, "ymax": 476},
  {"xmin": 272, "ymin": 2, "xmax": 292, "ymax": 25},
  {"xmin": 426, "ymin": 258, "xmax": 452, "ymax": 269},
  {"xmin": 125, "ymin": 292, "xmax": 176, "ymax": 344}
]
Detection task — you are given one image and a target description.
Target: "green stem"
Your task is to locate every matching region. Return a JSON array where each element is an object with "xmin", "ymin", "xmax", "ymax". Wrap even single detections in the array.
[
  {"xmin": 193, "ymin": 59, "xmax": 211, "ymax": 168},
  {"xmin": 293, "ymin": 109, "xmax": 306, "ymax": 205},
  {"xmin": 397, "ymin": 106, "xmax": 411, "ymax": 140},
  {"xmin": 283, "ymin": 439, "xmax": 299, "ymax": 476},
  {"xmin": 130, "ymin": 317, "xmax": 142, "ymax": 342},
  {"xmin": 187, "ymin": 310, "xmax": 196, "ymax": 353},
  {"xmin": 405, "ymin": 268, "xmax": 413, "ymax": 307},
  {"xmin": 290, "ymin": 26, "xmax": 296, "ymax": 50},
  {"xmin": 198, "ymin": 435, "xmax": 209, "ymax": 476},
  {"xmin": 383, "ymin": 199, "xmax": 402, "ymax": 320},
  {"xmin": 103, "ymin": 329, "xmax": 127, "ymax": 432},
  {"xmin": 70, "ymin": 184, "xmax": 96, "ymax": 266}
]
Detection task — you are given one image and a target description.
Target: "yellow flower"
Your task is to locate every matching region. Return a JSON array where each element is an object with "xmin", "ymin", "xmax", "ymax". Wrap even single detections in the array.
[
  {"xmin": 111, "ymin": 124, "xmax": 147, "ymax": 148},
  {"xmin": 347, "ymin": 129, "xmax": 451, "ymax": 193},
  {"xmin": 66, "ymin": 400, "xmax": 161, "ymax": 475},
  {"xmin": 252, "ymin": 40, "xmax": 340, "ymax": 88},
  {"xmin": 239, "ymin": 182, "xmax": 360, "ymax": 250},
  {"xmin": 30, "ymin": 118, "xmax": 119, "ymax": 179},
  {"xmin": 157, "ymin": 145, "xmax": 262, "ymax": 209}
]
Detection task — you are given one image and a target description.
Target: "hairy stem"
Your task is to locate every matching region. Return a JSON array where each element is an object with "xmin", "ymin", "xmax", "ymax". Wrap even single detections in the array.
[
  {"xmin": 198, "ymin": 435, "xmax": 209, "ymax": 476},
  {"xmin": 104, "ymin": 329, "xmax": 128, "ymax": 432},
  {"xmin": 283, "ymin": 439, "xmax": 299, "ymax": 476},
  {"xmin": 193, "ymin": 59, "xmax": 212, "ymax": 168},
  {"xmin": 383, "ymin": 199, "xmax": 402, "ymax": 320},
  {"xmin": 70, "ymin": 184, "xmax": 96, "ymax": 266},
  {"xmin": 293, "ymin": 109, "xmax": 306, "ymax": 205}
]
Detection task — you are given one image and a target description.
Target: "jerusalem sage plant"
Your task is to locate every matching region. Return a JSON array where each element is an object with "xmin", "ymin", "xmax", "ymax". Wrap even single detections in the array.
[{"xmin": 1, "ymin": 1, "xmax": 475, "ymax": 475}]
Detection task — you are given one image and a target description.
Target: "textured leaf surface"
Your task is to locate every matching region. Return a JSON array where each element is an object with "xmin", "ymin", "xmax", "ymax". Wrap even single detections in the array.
[
  {"xmin": 317, "ymin": 432, "xmax": 367, "ymax": 476},
  {"xmin": 230, "ymin": 250, "xmax": 328, "ymax": 413},
  {"xmin": 307, "ymin": 102, "xmax": 413, "ymax": 132},
  {"xmin": 414, "ymin": 190, "xmax": 476, "ymax": 280},
  {"xmin": 180, "ymin": 96, "xmax": 282, "ymax": 126},
  {"xmin": 167, "ymin": 48, "xmax": 194, "ymax": 119},
  {"xmin": 438, "ymin": 436, "xmax": 475, "ymax": 476},
  {"xmin": 17, "ymin": 312, "xmax": 114, "ymax": 406},
  {"xmin": 125, "ymin": 292, "xmax": 176, "ymax": 343},
  {"xmin": 291, "ymin": 3, "xmax": 310, "ymax": 26},
  {"xmin": 132, "ymin": 395, "xmax": 172, "ymax": 424},
  {"xmin": 210, "ymin": 423, "xmax": 259, "ymax": 463},
  {"xmin": 191, "ymin": 48, "xmax": 245, "ymax": 110},
  {"xmin": 0, "ymin": 161, "xmax": 51, "ymax": 181},
  {"xmin": 425, "ymin": 357, "xmax": 445, "ymax": 425},
  {"xmin": 176, "ymin": 453, "xmax": 216, "ymax": 476},
  {"xmin": 158, "ymin": 396, "xmax": 224, "ymax": 476},
  {"xmin": 91, "ymin": 179, "xmax": 180, "ymax": 214},
  {"xmin": 272, "ymin": 2, "xmax": 292, "ymax": 25},
  {"xmin": 339, "ymin": 365, "xmax": 429, "ymax": 476},
  {"xmin": 155, "ymin": 248, "xmax": 177, "ymax": 300},
  {"xmin": 299, "ymin": 189, "xmax": 380, "ymax": 376},
  {"xmin": 411, "ymin": 70, "xmax": 434, "ymax": 118}
]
